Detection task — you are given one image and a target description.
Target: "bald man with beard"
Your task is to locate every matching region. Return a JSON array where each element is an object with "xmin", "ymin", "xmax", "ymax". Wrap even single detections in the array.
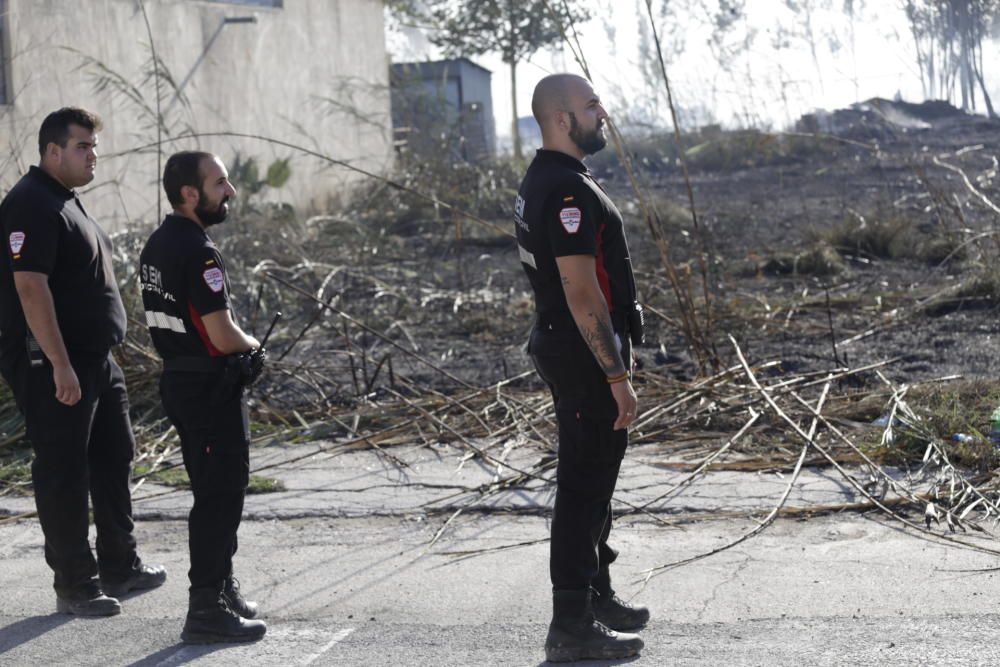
[{"xmin": 514, "ymin": 74, "xmax": 649, "ymax": 662}]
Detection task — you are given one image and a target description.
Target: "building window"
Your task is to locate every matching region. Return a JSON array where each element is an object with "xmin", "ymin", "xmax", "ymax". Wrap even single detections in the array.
[{"xmin": 203, "ymin": 0, "xmax": 283, "ymax": 7}]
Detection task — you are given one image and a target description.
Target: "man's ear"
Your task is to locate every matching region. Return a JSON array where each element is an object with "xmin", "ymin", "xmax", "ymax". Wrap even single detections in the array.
[
  {"xmin": 180, "ymin": 184, "xmax": 200, "ymax": 207},
  {"xmin": 43, "ymin": 142, "xmax": 60, "ymax": 163}
]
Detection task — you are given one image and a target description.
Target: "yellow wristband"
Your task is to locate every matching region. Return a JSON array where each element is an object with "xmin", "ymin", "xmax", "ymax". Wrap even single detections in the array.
[{"xmin": 606, "ymin": 372, "xmax": 629, "ymax": 384}]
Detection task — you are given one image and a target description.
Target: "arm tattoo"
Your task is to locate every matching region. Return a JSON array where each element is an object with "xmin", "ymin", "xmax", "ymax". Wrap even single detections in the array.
[{"xmin": 577, "ymin": 310, "xmax": 626, "ymax": 376}]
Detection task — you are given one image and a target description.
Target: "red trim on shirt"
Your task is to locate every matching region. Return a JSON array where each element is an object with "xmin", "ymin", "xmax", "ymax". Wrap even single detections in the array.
[
  {"xmin": 594, "ymin": 222, "xmax": 613, "ymax": 312},
  {"xmin": 188, "ymin": 302, "xmax": 224, "ymax": 357}
]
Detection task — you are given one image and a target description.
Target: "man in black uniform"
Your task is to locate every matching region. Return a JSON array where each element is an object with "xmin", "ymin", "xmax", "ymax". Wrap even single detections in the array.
[
  {"xmin": 515, "ymin": 75, "xmax": 650, "ymax": 662},
  {"xmin": 139, "ymin": 151, "xmax": 266, "ymax": 643},
  {"xmin": 0, "ymin": 107, "xmax": 166, "ymax": 616}
]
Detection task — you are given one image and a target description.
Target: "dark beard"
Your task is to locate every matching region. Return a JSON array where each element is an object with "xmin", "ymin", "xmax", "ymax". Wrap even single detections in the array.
[
  {"xmin": 569, "ymin": 112, "xmax": 607, "ymax": 155},
  {"xmin": 196, "ymin": 188, "xmax": 229, "ymax": 226}
]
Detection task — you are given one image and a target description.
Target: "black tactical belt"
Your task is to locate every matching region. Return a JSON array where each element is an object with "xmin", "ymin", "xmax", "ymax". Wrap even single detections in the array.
[{"xmin": 162, "ymin": 356, "xmax": 227, "ymax": 373}]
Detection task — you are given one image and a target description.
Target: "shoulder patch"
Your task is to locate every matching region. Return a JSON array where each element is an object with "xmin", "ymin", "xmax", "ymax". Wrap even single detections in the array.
[
  {"xmin": 203, "ymin": 267, "xmax": 225, "ymax": 293},
  {"xmin": 559, "ymin": 207, "xmax": 582, "ymax": 234},
  {"xmin": 9, "ymin": 231, "xmax": 24, "ymax": 254}
]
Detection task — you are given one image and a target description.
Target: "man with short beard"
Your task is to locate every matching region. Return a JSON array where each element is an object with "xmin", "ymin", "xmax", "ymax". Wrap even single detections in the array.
[
  {"xmin": 0, "ymin": 107, "xmax": 165, "ymax": 616},
  {"xmin": 514, "ymin": 75, "xmax": 649, "ymax": 661},
  {"xmin": 139, "ymin": 151, "xmax": 266, "ymax": 643}
]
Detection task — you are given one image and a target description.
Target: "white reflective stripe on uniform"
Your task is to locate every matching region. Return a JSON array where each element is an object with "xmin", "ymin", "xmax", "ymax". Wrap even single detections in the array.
[
  {"xmin": 145, "ymin": 310, "xmax": 186, "ymax": 333},
  {"xmin": 518, "ymin": 243, "xmax": 536, "ymax": 269}
]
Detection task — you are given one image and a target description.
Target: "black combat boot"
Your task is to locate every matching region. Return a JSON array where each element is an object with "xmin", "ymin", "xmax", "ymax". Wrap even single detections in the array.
[
  {"xmin": 181, "ymin": 588, "xmax": 267, "ymax": 644},
  {"xmin": 56, "ymin": 580, "xmax": 121, "ymax": 617},
  {"xmin": 592, "ymin": 568, "xmax": 651, "ymax": 631},
  {"xmin": 101, "ymin": 562, "xmax": 168, "ymax": 598},
  {"xmin": 222, "ymin": 576, "xmax": 259, "ymax": 619},
  {"xmin": 544, "ymin": 589, "xmax": 643, "ymax": 662},
  {"xmin": 592, "ymin": 588, "xmax": 651, "ymax": 631}
]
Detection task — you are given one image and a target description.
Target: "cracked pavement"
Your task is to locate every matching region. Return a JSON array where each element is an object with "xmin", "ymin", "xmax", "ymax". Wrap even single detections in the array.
[{"xmin": 2, "ymin": 440, "xmax": 1000, "ymax": 665}]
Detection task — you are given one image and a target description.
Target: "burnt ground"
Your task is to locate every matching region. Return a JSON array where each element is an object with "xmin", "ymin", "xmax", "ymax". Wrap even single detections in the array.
[
  {"xmin": 0, "ymin": 97, "xmax": 988, "ymax": 477},
  {"xmin": 601, "ymin": 103, "xmax": 1000, "ymax": 385},
  {"xmin": 188, "ymin": 99, "xmax": 1000, "ymax": 417}
]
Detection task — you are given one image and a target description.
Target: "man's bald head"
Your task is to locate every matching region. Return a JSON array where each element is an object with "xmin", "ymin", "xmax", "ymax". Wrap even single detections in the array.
[
  {"xmin": 531, "ymin": 74, "xmax": 592, "ymax": 128},
  {"xmin": 531, "ymin": 73, "xmax": 609, "ymax": 158}
]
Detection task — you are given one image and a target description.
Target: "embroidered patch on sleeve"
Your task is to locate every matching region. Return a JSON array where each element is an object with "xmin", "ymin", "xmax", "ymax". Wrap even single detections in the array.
[
  {"xmin": 8, "ymin": 231, "xmax": 25, "ymax": 254},
  {"xmin": 559, "ymin": 207, "xmax": 582, "ymax": 234},
  {"xmin": 203, "ymin": 267, "xmax": 225, "ymax": 293}
]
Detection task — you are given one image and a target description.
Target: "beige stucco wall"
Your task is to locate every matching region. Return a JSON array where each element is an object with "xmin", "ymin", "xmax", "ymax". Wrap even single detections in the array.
[{"xmin": 0, "ymin": 0, "xmax": 392, "ymax": 227}]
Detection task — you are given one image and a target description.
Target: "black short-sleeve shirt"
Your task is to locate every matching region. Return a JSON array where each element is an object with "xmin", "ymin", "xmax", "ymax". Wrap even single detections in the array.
[
  {"xmin": 0, "ymin": 166, "xmax": 127, "ymax": 360},
  {"xmin": 514, "ymin": 149, "xmax": 637, "ymax": 344},
  {"xmin": 139, "ymin": 214, "xmax": 232, "ymax": 360}
]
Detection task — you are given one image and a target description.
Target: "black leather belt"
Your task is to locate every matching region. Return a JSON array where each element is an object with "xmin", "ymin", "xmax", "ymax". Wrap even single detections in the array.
[{"xmin": 163, "ymin": 356, "xmax": 227, "ymax": 373}]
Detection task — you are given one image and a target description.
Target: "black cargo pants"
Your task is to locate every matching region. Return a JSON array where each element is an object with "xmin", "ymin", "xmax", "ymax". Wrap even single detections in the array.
[
  {"xmin": 160, "ymin": 369, "xmax": 250, "ymax": 597},
  {"xmin": 530, "ymin": 327, "xmax": 631, "ymax": 595},
  {"xmin": 0, "ymin": 350, "xmax": 138, "ymax": 597}
]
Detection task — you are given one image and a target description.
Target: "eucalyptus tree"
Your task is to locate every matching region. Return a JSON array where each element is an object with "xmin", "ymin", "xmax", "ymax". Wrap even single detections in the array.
[{"xmin": 421, "ymin": 0, "xmax": 592, "ymax": 159}]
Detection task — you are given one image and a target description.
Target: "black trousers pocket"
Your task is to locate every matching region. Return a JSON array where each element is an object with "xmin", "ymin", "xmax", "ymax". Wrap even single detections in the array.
[
  {"xmin": 160, "ymin": 373, "xmax": 250, "ymax": 492},
  {"xmin": 556, "ymin": 406, "xmax": 627, "ymax": 464}
]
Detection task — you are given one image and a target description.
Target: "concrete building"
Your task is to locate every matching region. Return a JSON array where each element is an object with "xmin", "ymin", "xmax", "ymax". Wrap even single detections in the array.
[
  {"xmin": 390, "ymin": 57, "xmax": 495, "ymax": 162},
  {"xmin": 0, "ymin": 0, "xmax": 393, "ymax": 227}
]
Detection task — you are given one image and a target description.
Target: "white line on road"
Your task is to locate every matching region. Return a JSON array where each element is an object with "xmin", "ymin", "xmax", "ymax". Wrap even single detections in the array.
[
  {"xmin": 152, "ymin": 626, "xmax": 355, "ymax": 667},
  {"xmin": 300, "ymin": 627, "xmax": 355, "ymax": 666},
  {"xmin": 154, "ymin": 646, "xmax": 194, "ymax": 667}
]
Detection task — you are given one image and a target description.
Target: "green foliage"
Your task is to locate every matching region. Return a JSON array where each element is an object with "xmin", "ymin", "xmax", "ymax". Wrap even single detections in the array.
[
  {"xmin": 228, "ymin": 153, "xmax": 293, "ymax": 213},
  {"xmin": 856, "ymin": 380, "xmax": 1000, "ymax": 471},
  {"xmin": 423, "ymin": 0, "xmax": 590, "ymax": 65},
  {"xmin": 132, "ymin": 464, "xmax": 284, "ymax": 494},
  {"xmin": 247, "ymin": 475, "xmax": 286, "ymax": 494},
  {"xmin": 134, "ymin": 464, "xmax": 190, "ymax": 488},
  {"xmin": 0, "ymin": 453, "xmax": 31, "ymax": 496},
  {"xmin": 265, "ymin": 158, "xmax": 293, "ymax": 190}
]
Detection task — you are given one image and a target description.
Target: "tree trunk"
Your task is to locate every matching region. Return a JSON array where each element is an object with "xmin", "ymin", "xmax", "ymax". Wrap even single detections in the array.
[
  {"xmin": 802, "ymin": 3, "xmax": 825, "ymax": 95},
  {"xmin": 846, "ymin": 1, "xmax": 858, "ymax": 101},
  {"xmin": 927, "ymin": 43, "xmax": 941, "ymax": 100},
  {"xmin": 959, "ymin": 4, "xmax": 975, "ymax": 112},
  {"xmin": 973, "ymin": 41, "xmax": 996, "ymax": 118},
  {"xmin": 906, "ymin": 1, "xmax": 928, "ymax": 98},
  {"xmin": 508, "ymin": 1, "xmax": 522, "ymax": 161},
  {"xmin": 510, "ymin": 60, "xmax": 522, "ymax": 160}
]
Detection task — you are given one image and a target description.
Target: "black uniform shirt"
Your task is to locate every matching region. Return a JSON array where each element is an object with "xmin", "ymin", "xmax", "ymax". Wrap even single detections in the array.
[
  {"xmin": 515, "ymin": 149, "xmax": 637, "ymax": 342},
  {"xmin": 0, "ymin": 166, "xmax": 127, "ymax": 360},
  {"xmin": 139, "ymin": 214, "xmax": 232, "ymax": 360}
]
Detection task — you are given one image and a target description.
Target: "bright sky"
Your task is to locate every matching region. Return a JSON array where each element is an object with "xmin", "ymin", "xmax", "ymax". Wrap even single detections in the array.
[{"xmin": 388, "ymin": 1, "xmax": 1000, "ymax": 145}]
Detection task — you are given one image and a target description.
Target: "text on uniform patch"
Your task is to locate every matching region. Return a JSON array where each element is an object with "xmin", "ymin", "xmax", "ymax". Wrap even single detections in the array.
[
  {"xmin": 203, "ymin": 267, "xmax": 225, "ymax": 293},
  {"xmin": 559, "ymin": 207, "xmax": 582, "ymax": 234},
  {"xmin": 8, "ymin": 231, "xmax": 24, "ymax": 254}
]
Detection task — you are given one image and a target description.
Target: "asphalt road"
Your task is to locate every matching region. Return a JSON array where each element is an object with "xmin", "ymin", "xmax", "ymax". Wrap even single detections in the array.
[
  {"xmin": 4, "ymin": 441, "xmax": 1000, "ymax": 665},
  {"xmin": 4, "ymin": 510, "xmax": 1000, "ymax": 666}
]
